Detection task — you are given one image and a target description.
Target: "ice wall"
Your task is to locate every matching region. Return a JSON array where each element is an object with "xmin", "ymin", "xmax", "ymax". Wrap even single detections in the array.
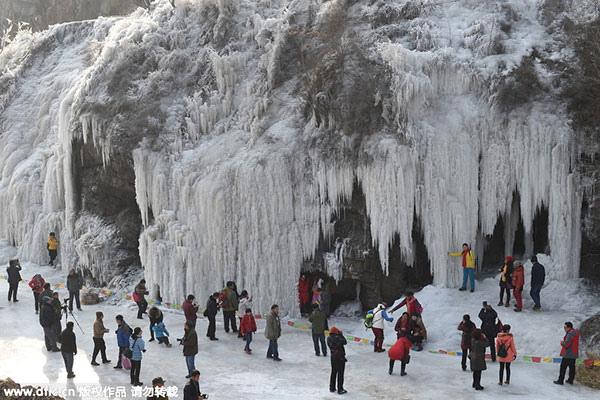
[
  {"xmin": 0, "ymin": 0, "xmax": 587, "ymax": 314},
  {"xmin": 0, "ymin": 20, "xmax": 109, "ymax": 268}
]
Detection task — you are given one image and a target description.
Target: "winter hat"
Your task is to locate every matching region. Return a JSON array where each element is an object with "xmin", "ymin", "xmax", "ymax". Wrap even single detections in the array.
[
  {"xmin": 505, "ymin": 256, "xmax": 514, "ymax": 262},
  {"xmin": 42, "ymin": 296, "xmax": 52, "ymax": 303},
  {"xmin": 152, "ymin": 377, "xmax": 166, "ymax": 385},
  {"xmin": 330, "ymin": 327, "xmax": 340, "ymax": 335}
]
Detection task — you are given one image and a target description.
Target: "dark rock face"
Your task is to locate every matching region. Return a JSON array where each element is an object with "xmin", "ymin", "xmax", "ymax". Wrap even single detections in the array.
[
  {"xmin": 581, "ymin": 199, "xmax": 600, "ymax": 281},
  {"xmin": 579, "ymin": 312, "xmax": 600, "ymax": 353},
  {"xmin": 307, "ymin": 183, "xmax": 432, "ymax": 312}
]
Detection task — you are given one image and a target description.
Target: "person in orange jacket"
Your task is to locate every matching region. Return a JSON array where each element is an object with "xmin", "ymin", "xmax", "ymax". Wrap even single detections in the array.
[
  {"xmin": 511, "ymin": 261, "xmax": 525, "ymax": 312},
  {"xmin": 449, "ymin": 243, "xmax": 476, "ymax": 292},
  {"xmin": 47, "ymin": 232, "xmax": 60, "ymax": 266},
  {"xmin": 496, "ymin": 324, "xmax": 517, "ymax": 385},
  {"xmin": 388, "ymin": 331, "xmax": 411, "ymax": 376}
]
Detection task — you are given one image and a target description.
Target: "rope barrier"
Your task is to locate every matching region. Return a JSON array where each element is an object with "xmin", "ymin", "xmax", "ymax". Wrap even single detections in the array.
[{"xmin": 3, "ymin": 275, "xmax": 599, "ymax": 365}]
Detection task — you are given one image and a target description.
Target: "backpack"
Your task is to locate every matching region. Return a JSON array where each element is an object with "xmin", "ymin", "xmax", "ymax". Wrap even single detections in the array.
[
  {"xmin": 496, "ymin": 319, "xmax": 503, "ymax": 334},
  {"xmin": 32, "ymin": 274, "xmax": 43, "ymax": 289},
  {"xmin": 497, "ymin": 342, "xmax": 508, "ymax": 358},
  {"xmin": 364, "ymin": 312, "xmax": 374, "ymax": 329},
  {"xmin": 218, "ymin": 289, "xmax": 231, "ymax": 309},
  {"xmin": 132, "ymin": 290, "xmax": 140, "ymax": 302},
  {"xmin": 124, "ymin": 337, "xmax": 138, "ymax": 359}
]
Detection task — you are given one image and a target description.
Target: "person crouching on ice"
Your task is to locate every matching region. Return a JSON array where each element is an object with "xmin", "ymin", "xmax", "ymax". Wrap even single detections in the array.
[{"xmin": 153, "ymin": 321, "xmax": 172, "ymax": 347}]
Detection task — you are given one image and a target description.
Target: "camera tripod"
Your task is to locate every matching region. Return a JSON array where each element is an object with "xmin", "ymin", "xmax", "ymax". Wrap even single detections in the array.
[{"xmin": 62, "ymin": 299, "xmax": 85, "ymax": 334}]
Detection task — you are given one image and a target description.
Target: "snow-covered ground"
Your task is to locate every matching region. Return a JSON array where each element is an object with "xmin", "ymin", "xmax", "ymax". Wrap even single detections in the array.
[{"xmin": 1, "ymin": 249, "xmax": 598, "ymax": 399}]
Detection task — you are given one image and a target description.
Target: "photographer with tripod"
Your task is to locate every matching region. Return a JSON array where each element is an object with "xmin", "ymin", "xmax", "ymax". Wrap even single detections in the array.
[
  {"xmin": 67, "ymin": 269, "xmax": 84, "ymax": 312},
  {"xmin": 51, "ymin": 292, "xmax": 63, "ymax": 341},
  {"xmin": 39, "ymin": 296, "xmax": 60, "ymax": 352}
]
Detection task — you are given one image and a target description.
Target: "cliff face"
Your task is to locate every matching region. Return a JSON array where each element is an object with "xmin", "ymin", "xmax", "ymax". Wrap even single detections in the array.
[
  {"xmin": 0, "ymin": 0, "xmax": 597, "ymax": 314},
  {"xmin": 0, "ymin": 0, "xmax": 140, "ymax": 31}
]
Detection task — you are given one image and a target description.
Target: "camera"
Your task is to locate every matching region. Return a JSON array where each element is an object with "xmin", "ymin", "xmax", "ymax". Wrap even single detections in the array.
[{"xmin": 202, "ymin": 395, "xmax": 208, "ymax": 399}]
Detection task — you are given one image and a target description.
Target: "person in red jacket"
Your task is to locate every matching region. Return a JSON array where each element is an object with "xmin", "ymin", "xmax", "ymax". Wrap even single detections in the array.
[
  {"xmin": 182, "ymin": 295, "xmax": 199, "ymax": 328},
  {"xmin": 394, "ymin": 312, "xmax": 410, "ymax": 338},
  {"xmin": 458, "ymin": 314, "xmax": 476, "ymax": 371},
  {"xmin": 240, "ymin": 308, "xmax": 257, "ymax": 354},
  {"xmin": 554, "ymin": 322, "xmax": 579, "ymax": 385},
  {"xmin": 28, "ymin": 274, "xmax": 45, "ymax": 314},
  {"xmin": 390, "ymin": 291, "xmax": 423, "ymax": 317},
  {"xmin": 388, "ymin": 332, "xmax": 411, "ymax": 376},
  {"xmin": 511, "ymin": 261, "xmax": 525, "ymax": 312},
  {"xmin": 298, "ymin": 274, "xmax": 310, "ymax": 315}
]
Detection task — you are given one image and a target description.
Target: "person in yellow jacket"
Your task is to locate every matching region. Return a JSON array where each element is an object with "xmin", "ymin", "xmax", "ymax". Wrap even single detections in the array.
[
  {"xmin": 449, "ymin": 243, "xmax": 476, "ymax": 292},
  {"xmin": 47, "ymin": 232, "xmax": 59, "ymax": 266}
]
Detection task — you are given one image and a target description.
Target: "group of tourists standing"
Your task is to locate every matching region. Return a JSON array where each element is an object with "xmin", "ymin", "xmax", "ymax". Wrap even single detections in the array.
[
  {"xmin": 1, "ymin": 232, "xmax": 585, "ymax": 397},
  {"xmin": 449, "ymin": 243, "xmax": 547, "ymax": 312}
]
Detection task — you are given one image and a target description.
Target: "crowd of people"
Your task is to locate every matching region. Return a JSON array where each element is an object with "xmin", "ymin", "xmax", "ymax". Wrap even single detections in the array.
[
  {"xmin": 358, "ymin": 247, "xmax": 580, "ymax": 392},
  {"xmin": 1, "ymin": 234, "xmax": 584, "ymax": 397}
]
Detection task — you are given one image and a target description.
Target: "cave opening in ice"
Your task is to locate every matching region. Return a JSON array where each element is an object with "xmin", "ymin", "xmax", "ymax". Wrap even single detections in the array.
[
  {"xmin": 479, "ymin": 190, "xmax": 551, "ymax": 272},
  {"xmin": 481, "ymin": 215, "xmax": 506, "ymax": 271},
  {"xmin": 302, "ymin": 183, "xmax": 434, "ymax": 312}
]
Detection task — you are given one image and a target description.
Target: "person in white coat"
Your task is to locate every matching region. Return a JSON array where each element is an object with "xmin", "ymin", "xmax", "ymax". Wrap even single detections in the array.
[{"xmin": 368, "ymin": 303, "xmax": 394, "ymax": 352}]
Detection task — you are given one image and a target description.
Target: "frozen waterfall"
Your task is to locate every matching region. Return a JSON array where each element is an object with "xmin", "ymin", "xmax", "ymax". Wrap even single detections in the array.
[{"xmin": 0, "ymin": 0, "xmax": 588, "ymax": 315}]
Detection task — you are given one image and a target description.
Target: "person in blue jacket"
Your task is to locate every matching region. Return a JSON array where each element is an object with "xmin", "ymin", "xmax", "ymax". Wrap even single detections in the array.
[
  {"xmin": 530, "ymin": 256, "xmax": 546, "ymax": 312},
  {"xmin": 130, "ymin": 327, "xmax": 146, "ymax": 386},
  {"xmin": 152, "ymin": 321, "xmax": 172, "ymax": 347},
  {"xmin": 114, "ymin": 315, "xmax": 132, "ymax": 369}
]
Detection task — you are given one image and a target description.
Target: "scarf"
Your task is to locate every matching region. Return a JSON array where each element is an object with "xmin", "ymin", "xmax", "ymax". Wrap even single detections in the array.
[{"xmin": 462, "ymin": 249, "xmax": 470, "ymax": 267}]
